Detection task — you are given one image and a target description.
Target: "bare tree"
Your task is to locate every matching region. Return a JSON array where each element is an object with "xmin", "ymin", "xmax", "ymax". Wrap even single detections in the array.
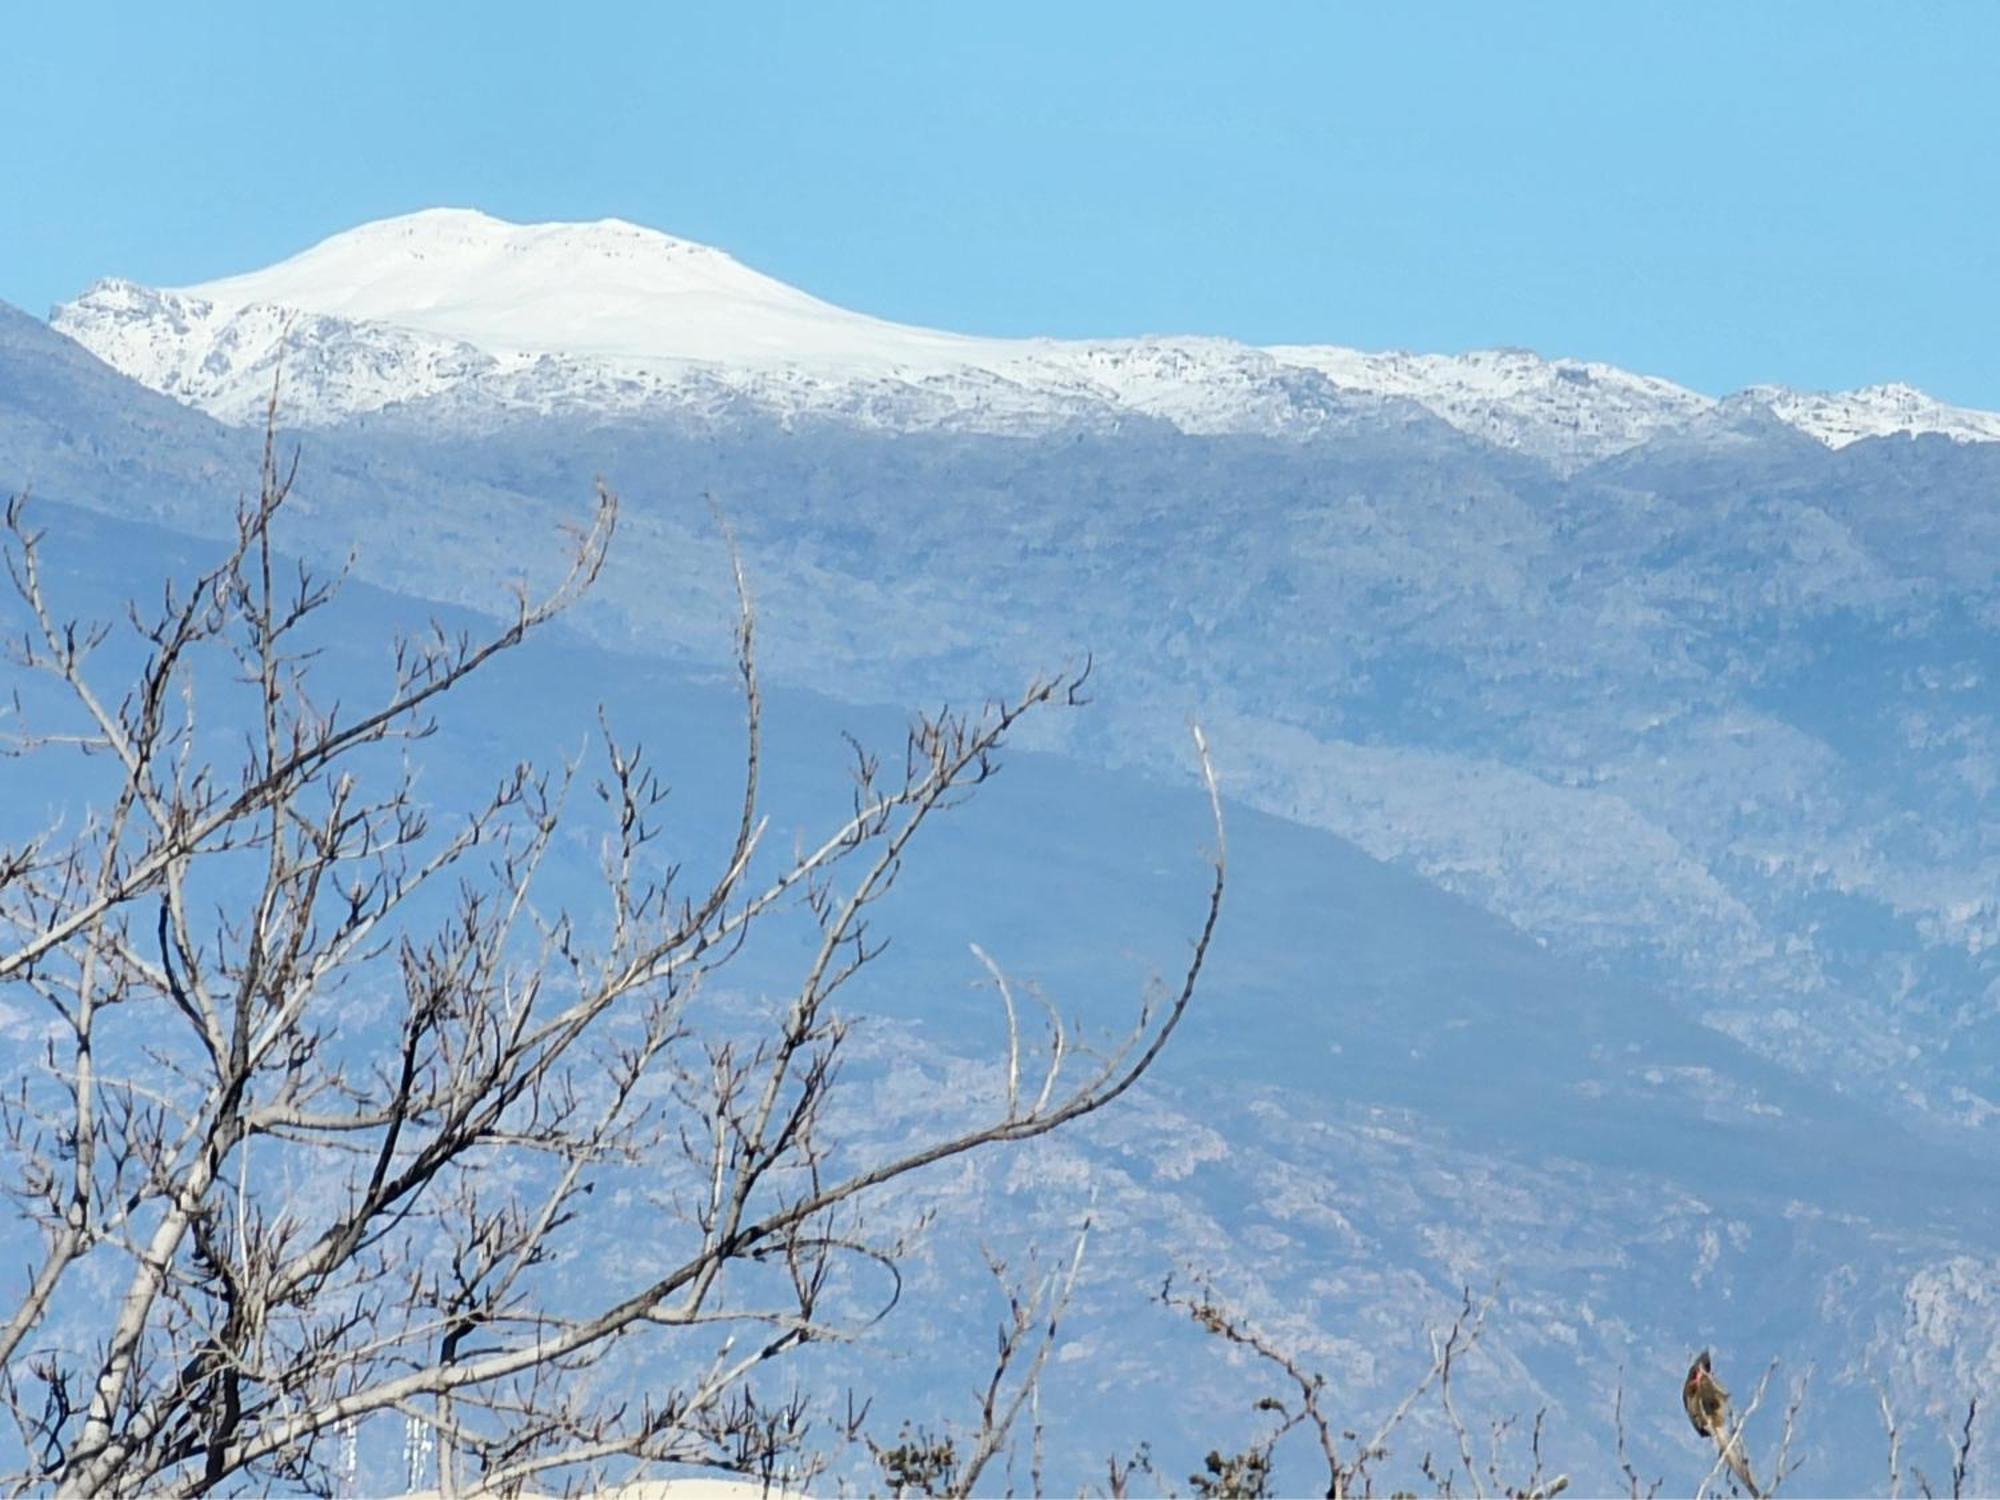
[
  {"xmin": 1879, "ymin": 1390, "xmax": 1981, "ymax": 1500},
  {"xmin": 0, "ymin": 430, "xmax": 1225, "ymax": 1497},
  {"xmin": 1156, "ymin": 1277, "xmax": 1555, "ymax": 1500},
  {"xmin": 852, "ymin": 1215, "xmax": 1092, "ymax": 1499},
  {"xmin": 1609, "ymin": 1372, "xmax": 1661, "ymax": 1500}
]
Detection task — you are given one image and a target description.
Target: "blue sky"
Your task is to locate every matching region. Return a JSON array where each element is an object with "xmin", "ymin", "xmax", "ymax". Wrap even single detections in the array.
[{"xmin": 4, "ymin": 2, "xmax": 1996, "ymax": 405}]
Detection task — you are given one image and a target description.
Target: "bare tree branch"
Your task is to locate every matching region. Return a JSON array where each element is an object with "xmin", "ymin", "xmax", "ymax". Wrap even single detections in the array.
[{"xmin": 0, "ymin": 422, "xmax": 1223, "ymax": 1499}]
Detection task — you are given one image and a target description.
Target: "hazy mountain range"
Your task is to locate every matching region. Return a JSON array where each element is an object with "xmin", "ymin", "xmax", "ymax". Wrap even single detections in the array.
[{"xmin": 4, "ymin": 212, "xmax": 1998, "ymax": 1491}]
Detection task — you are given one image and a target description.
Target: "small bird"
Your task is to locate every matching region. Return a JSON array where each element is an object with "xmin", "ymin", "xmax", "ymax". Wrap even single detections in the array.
[
  {"xmin": 1683, "ymin": 1350, "xmax": 1761, "ymax": 1497},
  {"xmin": 1683, "ymin": 1350, "xmax": 1729, "ymax": 1437}
]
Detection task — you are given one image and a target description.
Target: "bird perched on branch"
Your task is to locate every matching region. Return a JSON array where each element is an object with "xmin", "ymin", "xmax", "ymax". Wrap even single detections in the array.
[{"xmin": 1683, "ymin": 1350, "xmax": 1761, "ymax": 1497}]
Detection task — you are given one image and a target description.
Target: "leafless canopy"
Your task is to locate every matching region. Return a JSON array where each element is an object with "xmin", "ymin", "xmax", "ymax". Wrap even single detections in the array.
[
  {"xmin": 0, "ymin": 435, "xmax": 1225, "ymax": 1497},
  {"xmin": 1159, "ymin": 1277, "xmax": 1567, "ymax": 1500}
]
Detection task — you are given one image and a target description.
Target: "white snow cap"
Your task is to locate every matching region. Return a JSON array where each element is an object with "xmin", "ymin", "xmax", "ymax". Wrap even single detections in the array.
[{"xmin": 179, "ymin": 207, "xmax": 1003, "ymax": 371}]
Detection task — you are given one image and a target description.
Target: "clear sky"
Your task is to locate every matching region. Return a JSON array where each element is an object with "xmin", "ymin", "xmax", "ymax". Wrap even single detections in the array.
[{"xmin": 4, "ymin": 2, "xmax": 1996, "ymax": 405}]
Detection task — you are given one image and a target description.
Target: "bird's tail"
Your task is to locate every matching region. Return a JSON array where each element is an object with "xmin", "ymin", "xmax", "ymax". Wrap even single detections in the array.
[{"xmin": 1714, "ymin": 1422, "xmax": 1761, "ymax": 1499}]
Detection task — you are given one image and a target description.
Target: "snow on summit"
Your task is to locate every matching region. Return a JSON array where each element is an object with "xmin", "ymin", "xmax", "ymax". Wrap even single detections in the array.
[
  {"xmin": 179, "ymin": 208, "xmax": 997, "ymax": 371},
  {"xmin": 1737, "ymin": 380, "xmax": 2000, "ymax": 449},
  {"xmin": 51, "ymin": 208, "xmax": 2000, "ymax": 463}
]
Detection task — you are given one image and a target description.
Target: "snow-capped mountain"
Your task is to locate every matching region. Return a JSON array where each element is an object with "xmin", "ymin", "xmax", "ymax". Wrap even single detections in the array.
[
  {"xmin": 1737, "ymin": 380, "xmax": 2000, "ymax": 448},
  {"xmin": 53, "ymin": 209, "xmax": 2000, "ymax": 469},
  {"xmin": 9, "ymin": 229, "xmax": 2000, "ymax": 1493}
]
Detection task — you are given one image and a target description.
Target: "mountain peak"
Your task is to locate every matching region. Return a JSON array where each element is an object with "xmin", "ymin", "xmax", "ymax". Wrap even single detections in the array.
[
  {"xmin": 270, "ymin": 207, "xmax": 728, "ymax": 268},
  {"xmin": 1737, "ymin": 380, "xmax": 2000, "ymax": 449},
  {"xmin": 173, "ymin": 208, "xmax": 862, "ymax": 365}
]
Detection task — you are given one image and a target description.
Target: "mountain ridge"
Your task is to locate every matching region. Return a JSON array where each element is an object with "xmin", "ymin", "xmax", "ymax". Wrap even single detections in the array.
[{"xmin": 50, "ymin": 209, "xmax": 2000, "ymax": 470}]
